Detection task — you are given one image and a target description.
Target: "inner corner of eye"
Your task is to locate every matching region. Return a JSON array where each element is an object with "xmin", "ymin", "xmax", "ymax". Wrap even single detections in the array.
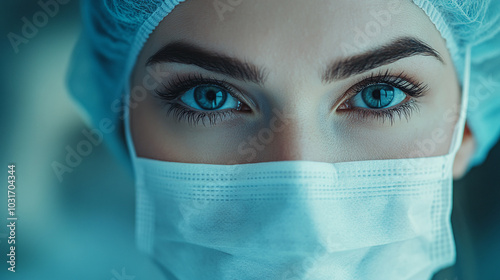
[{"xmin": 336, "ymin": 101, "xmax": 351, "ymax": 111}]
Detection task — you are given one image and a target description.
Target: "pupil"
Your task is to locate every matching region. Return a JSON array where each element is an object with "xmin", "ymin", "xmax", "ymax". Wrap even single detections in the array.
[
  {"xmin": 372, "ymin": 89, "xmax": 381, "ymax": 100},
  {"xmin": 194, "ymin": 86, "xmax": 228, "ymax": 110},
  {"xmin": 206, "ymin": 90, "xmax": 216, "ymax": 101}
]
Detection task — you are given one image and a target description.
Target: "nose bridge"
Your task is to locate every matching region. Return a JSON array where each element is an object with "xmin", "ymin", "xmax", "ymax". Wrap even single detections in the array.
[
  {"xmin": 249, "ymin": 65, "xmax": 332, "ymax": 163},
  {"xmin": 258, "ymin": 106, "xmax": 329, "ymax": 162}
]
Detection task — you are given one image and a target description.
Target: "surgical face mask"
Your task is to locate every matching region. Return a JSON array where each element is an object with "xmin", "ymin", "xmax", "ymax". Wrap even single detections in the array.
[{"xmin": 125, "ymin": 49, "xmax": 470, "ymax": 280}]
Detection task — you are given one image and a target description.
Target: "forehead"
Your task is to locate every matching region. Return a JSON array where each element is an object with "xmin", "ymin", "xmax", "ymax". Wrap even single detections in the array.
[{"xmin": 144, "ymin": 0, "xmax": 449, "ymax": 81}]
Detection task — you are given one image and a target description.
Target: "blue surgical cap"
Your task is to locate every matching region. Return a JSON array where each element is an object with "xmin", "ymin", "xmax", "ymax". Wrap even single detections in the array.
[{"xmin": 67, "ymin": 0, "xmax": 500, "ymax": 170}]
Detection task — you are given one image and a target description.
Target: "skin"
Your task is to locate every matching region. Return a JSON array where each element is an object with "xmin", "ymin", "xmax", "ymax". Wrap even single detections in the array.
[{"xmin": 129, "ymin": 0, "xmax": 474, "ymax": 178}]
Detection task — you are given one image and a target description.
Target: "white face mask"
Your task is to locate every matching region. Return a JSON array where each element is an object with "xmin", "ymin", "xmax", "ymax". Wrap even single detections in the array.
[{"xmin": 125, "ymin": 49, "xmax": 470, "ymax": 280}]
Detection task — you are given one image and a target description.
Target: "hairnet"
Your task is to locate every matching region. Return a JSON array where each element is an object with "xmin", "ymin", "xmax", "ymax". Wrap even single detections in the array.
[{"xmin": 67, "ymin": 0, "xmax": 500, "ymax": 170}]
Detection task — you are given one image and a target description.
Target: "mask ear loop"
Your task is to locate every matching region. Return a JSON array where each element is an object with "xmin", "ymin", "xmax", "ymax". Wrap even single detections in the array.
[
  {"xmin": 121, "ymin": 1, "xmax": 187, "ymax": 254},
  {"xmin": 448, "ymin": 45, "xmax": 471, "ymax": 156},
  {"xmin": 124, "ymin": 87, "xmax": 137, "ymax": 163},
  {"xmin": 123, "ymin": 1, "xmax": 185, "ymax": 168}
]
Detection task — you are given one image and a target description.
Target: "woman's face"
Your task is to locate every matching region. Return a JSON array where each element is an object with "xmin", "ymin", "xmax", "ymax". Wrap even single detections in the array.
[{"xmin": 130, "ymin": 0, "xmax": 465, "ymax": 170}]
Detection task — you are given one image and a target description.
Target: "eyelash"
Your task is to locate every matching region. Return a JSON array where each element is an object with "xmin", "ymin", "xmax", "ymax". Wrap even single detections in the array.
[
  {"xmin": 341, "ymin": 70, "xmax": 428, "ymax": 125},
  {"xmin": 154, "ymin": 71, "xmax": 428, "ymax": 126},
  {"xmin": 155, "ymin": 73, "xmax": 243, "ymax": 126}
]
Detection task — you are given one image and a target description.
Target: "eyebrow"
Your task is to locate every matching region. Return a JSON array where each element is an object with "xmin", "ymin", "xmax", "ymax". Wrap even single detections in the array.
[
  {"xmin": 322, "ymin": 37, "xmax": 444, "ymax": 83},
  {"xmin": 147, "ymin": 37, "xmax": 443, "ymax": 86},
  {"xmin": 146, "ymin": 41, "xmax": 268, "ymax": 85}
]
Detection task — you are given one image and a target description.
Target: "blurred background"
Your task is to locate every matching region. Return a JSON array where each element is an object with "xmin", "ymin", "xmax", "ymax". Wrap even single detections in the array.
[
  {"xmin": 0, "ymin": 0, "xmax": 498, "ymax": 279},
  {"xmin": 0, "ymin": 0, "xmax": 163, "ymax": 279}
]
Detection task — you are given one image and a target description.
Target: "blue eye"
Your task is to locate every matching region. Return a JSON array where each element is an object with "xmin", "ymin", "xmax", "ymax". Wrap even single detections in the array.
[
  {"xmin": 351, "ymin": 84, "xmax": 407, "ymax": 109},
  {"xmin": 180, "ymin": 85, "xmax": 241, "ymax": 111}
]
